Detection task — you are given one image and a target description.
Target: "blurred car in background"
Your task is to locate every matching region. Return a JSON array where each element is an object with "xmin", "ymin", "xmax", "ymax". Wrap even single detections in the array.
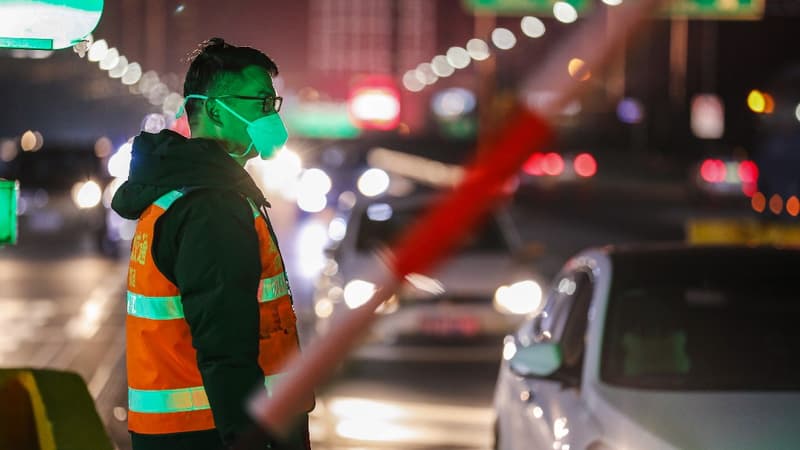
[
  {"xmin": 312, "ymin": 193, "xmax": 547, "ymax": 362},
  {"xmin": 494, "ymin": 245, "xmax": 800, "ymax": 450},
  {"xmin": 690, "ymin": 155, "xmax": 759, "ymax": 198},
  {"xmin": 0, "ymin": 145, "xmax": 114, "ymax": 253},
  {"xmin": 519, "ymin": 151, "xmax": 598, "ymax": 188}
]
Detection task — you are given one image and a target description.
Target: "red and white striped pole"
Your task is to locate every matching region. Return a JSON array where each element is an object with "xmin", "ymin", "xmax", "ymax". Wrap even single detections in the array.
[{"xmin": 238, "ymin": 0, "xmax": 665, "ymax": 446}]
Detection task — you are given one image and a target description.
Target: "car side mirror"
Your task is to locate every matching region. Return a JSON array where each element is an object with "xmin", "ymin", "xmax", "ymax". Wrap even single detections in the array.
[{"xmin": 509, "ymin": 342, "xmax": 563, "ymax": 378}]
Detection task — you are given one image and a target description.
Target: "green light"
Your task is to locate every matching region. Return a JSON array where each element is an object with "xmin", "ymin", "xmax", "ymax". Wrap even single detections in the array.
[
  {"xmin": 662, "ymin": 0, "xmax": 763, "ymax": 19},
  {"xmin": 0, "ymin": 37, "xmax": 53, "ymax": 50},
  {"xmin": 0, "ymin": 179, "xmax": 19, "ymax": 246},
  {"xmin": 0, "ymin": 0, "xmax": 104, "ymax": 50},
  {"xmin": 284, "ymin": 103, "xmax": 361, "ymax": 139},
  {"xmin": 462, "ymin": 0, "xmax": 591, "ymax": 16}
]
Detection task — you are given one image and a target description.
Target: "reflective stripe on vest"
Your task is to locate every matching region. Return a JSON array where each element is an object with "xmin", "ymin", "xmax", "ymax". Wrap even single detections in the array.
[
  {"xmin": 127, "ymin": 272, "xmax": 289, "ymax": 320},
  {"xmin": 260, "ymin": 272, "xmax": 289, "ymax": 303},
  {"xmin": 129, "ymin": 374, "xmax": 284, "ymax": 414},
  {"xmin": 127, "ymin": 292, "xmax": 183, "ymax": 320},
  {"xmin": 154, "ymin": 190, "xmax": 185, "ymax": 210},
  {"xmin": 248, "ymin": 198, "xmax": 261, "ymax": 219}
]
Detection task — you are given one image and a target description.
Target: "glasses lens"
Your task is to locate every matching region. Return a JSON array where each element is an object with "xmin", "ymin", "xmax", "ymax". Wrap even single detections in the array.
[{"xmin": 273, "ymin": 97, "xmax": 282, "ymax": 113}]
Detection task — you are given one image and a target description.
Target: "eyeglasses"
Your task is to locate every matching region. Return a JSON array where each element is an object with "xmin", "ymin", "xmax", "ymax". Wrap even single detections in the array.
[{"xmin": 213, "ymin": 95, "xmax": 283, "ymax": 113}]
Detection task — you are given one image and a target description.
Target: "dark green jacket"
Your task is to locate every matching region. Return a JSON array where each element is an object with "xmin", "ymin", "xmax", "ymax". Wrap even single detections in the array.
[{"xmin": 112, "ymin": 130, "xmax": 305, "ymax": 450}]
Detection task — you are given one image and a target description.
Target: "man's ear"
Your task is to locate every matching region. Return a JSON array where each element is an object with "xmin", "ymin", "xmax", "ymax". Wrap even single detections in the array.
[{"xmin": 205, "ymin": 99, "xmax": 223, "ymax": 126}]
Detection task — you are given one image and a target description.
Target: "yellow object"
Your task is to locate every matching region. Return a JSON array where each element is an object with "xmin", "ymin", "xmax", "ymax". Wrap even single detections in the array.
[
  {"xmin": 0, "ymin": 368, "xmax": 113, "ymax": 450},
  {"xmin": 686, "ymin": 218, "xmax": 800, "ymax": 246},
  {"xmin": 747, "ymin": 90, "xmax": 766, "ymax": 113}
]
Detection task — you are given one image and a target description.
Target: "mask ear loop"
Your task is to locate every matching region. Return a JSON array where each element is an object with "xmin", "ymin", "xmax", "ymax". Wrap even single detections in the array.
[
  {"xmin": 212, "ymin": 98, "xmax": 254, "ymax": 125},
  {"xmin": 175, "ymin": 94, "xmax": 209, "ymax": 119},
  {"xmin": 210, "ymin": 98, "xmax": 259, "ymax": 158}
]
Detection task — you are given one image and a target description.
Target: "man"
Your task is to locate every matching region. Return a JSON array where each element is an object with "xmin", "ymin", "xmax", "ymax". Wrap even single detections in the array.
[{"xmin": 112, "ymin": 38, "xmax": 313, "ymax": 450}]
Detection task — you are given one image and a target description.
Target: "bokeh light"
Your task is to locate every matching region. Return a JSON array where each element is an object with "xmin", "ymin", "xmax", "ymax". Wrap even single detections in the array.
[
  {"xmin": 87, "ymin": 39, "xmax": 108, "ymax": 62},
  {"xmin": 466, "ymin": 38, "xmax": 491, "ymax": 61},
  {"xmin": 700, "ymin": 159, "xmax": 726, "ymax": 184},
  {"xmin": 300, "ymin": 168, "xmax": 333, "ymax": 195},
  {"xmin": 108, "ymin": 56, "xmax": 129, "ymax": 78},
  {"xmin": 617, "ymin": 98, "xmax": 644, "ymax": 124},
  {"xmin": 358, "ymin": 168, "xmax": 390, "ymax": 197},
  {"xmin": 432, "ymin": 88, "xmax": 476, "ymax": 119},
  {"xmin": 94, "ymin": 136, "xmax": 112, "ymax": 158},
  {"xmin": 542, "ymin": 153, "xmax": 565, "ymax": 176},
  {"xmin": 402, "ymin": 70, "xmax": 425, "ymax": 92},
  {"xmin": 20, "ymin": 130, "xmax": 37, "ymax": 151},
  {"xmin": 72, "ymin": 181, "xmax": 102, "ymax": 209},
  {"xmin": 568, "ymin": 58, "xmax": 591, "ymax": 81},
  {"xmin": 521, "ymin": 16, "xmax": 546, "ymax": 38},
  {"xmin": 446, "ymin": 47, "xmax": 471, "ymax": 69},
  {"xmin": 431, "ymin": 55, "xmax": 455, "ymax": 77},
  {"xmin": 108, "ymin": 142, "xmax": 133, "ymax": 179},
  {"xmin": 751, "ymin": 192, "xmax": 766, "ymax": 213},
  {"xmin": 122, "ymin": 62, "xmax": 143, "ymax": 85},
  {"xmin": 99, "ymin": 47, "xmax": 120, "ymax": 70},
  {"xmin": 415, "ymin": 63, "xmax": 438, "ymax": 85},
  {"xmin": 491, "ymin": 28, "xmax": 517, "ymax": 50},
  {"xmin": 141, "ymin": 113, "xmax": 167, "ymax": 133},
  {"xmin": 0, "ymin": 139, "xmax": 18, "ymax": 162},
  {"xmin": 162, "ymin": 93, "xmax": 185, "ymax": 117},
  {"xmin": 554, "ymin": 2, "xmax": 579, "ymax": 23},
  {"xmin": 769, "ymin": 194, "xmax": 783, "ymax": 215},
  {"xmin": 573, "ymin": 153, "xmax": 597, "ymax": 177},
  {"xmin": 747, "ymin": 90, "xmax": 765, "ymax": 113},
  {"xmin": 786, "ymin": 196, "xmax": 800, "ymax": 217},
  {"xmin": 738, "ymin": 160, "xmax": 759, "ymax": 184}
]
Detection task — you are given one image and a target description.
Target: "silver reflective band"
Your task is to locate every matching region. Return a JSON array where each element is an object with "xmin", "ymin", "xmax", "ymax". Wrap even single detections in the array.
[
  {"xmin": 154, "ymin": 190, "xmax": 185, "ymax": 210},
  {"xmin": 127, "ymin": 292, "xmax": 184, "ymax": 320},
  {"xmin": 129, "ymin": 374, "xmax": 283, "ymax": 414},
  {"xmin": 261, "ymin": 272, "xmax": 289, "ymax": 302},
  {"xmin": 127, "ymin": 272, "xmax": 287, "ymax": 320},
  {"xmin": 264, "ymin": 373, "xmax": 284, "ymax": 396},
  {"xmin": 129, "ymin": 385, "xmax": 209, "ymax": 414},
  {"xmin": 247, "ymin": 198, "xmax": 261, "ymax": 219}
]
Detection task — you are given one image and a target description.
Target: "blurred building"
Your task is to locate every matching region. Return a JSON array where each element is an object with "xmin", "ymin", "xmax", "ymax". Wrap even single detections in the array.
[{"xmin": 3, "ymin": 0, "xmax": 800, "ymax": 152}]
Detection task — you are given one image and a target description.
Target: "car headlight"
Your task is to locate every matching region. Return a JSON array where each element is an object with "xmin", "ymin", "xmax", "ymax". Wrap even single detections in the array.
[
  {"xmin": 314, "ymin": 297, "xmax": 334, "ymax": 318},
  {"xmin": 343, "ymin": 279, "xmax": 376, "ymax": 309},
  {"xmin": 71, "ymin": 180, "xmax": 102, "ymax": 209},
  {"xmin": 493, "ymin": 280, "xmax": 543, "ymax": 315}
]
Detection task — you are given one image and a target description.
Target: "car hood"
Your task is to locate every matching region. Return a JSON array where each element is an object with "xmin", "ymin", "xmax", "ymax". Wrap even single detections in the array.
[
  {"xmin": 340, "ymin": 252, "xmax": 538, "ymax": 296},
  {"xmin": 593, "ymin": 383, "xmax": 800, "ymax": 450}
]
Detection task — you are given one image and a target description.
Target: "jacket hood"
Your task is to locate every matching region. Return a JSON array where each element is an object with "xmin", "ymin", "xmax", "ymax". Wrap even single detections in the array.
[{"xmin": 111, "ymin": 130, "xmax": 268, "ymax": 219}]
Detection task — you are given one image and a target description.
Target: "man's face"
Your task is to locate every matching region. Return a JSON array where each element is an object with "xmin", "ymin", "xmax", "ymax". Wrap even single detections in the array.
[{"xmin": 210, "ymin": 65, "xmax": 276, "ymax": 156}]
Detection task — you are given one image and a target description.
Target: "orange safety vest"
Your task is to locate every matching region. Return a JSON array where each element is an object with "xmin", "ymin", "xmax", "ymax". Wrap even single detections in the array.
[{"xmin": 126, "ymin": 190, "xmax": 312, "ymax": 434}]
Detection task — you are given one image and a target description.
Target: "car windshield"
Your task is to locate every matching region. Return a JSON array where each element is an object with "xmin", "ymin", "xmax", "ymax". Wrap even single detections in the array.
[
  {"xmin": 355, "ymin": 201, "xmax": 510, "ymax": 254},
  {"xmin": 601, "ymin": 252, "xmax": 800, "ymax": 391},
  {"xmin": 1, "ymin": 149, "xmax": 103, "ymax": 190}
]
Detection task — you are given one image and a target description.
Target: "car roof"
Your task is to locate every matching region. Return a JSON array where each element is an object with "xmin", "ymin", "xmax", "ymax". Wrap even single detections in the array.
[
  {"xmin": 587, "ymin": 243, "xmax": 800, "ymax": 276},
  {"xmin": 603, "ymin": 242, "xmax": 800, "ymax": 259}
]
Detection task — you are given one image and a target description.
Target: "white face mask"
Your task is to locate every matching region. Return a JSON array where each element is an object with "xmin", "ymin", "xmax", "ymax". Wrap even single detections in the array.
[{"xmin": 177, "ymin": 94, "xmax": 289, "ymax": 160}]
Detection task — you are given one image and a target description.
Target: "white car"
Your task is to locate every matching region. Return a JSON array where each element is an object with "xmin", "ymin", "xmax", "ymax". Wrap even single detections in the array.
[
  {"xmin": 313, "ymin": 193, "xmax": 546, "ymax": 362},
  {"xmin": 494, "ymin": 244, "xmax": 800, "ymax": 450}
]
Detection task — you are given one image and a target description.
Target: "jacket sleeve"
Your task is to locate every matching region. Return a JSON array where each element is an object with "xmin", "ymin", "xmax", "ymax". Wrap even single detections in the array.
[{"xmin": 153, "ymin": 189, "xmax": 267, "ymax": 445}]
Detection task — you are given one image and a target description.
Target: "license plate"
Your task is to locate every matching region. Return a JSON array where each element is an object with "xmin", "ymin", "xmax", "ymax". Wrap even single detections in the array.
[{"xmin": 418, "ymin": 315, "xmax": 480, "ymax": 337}]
